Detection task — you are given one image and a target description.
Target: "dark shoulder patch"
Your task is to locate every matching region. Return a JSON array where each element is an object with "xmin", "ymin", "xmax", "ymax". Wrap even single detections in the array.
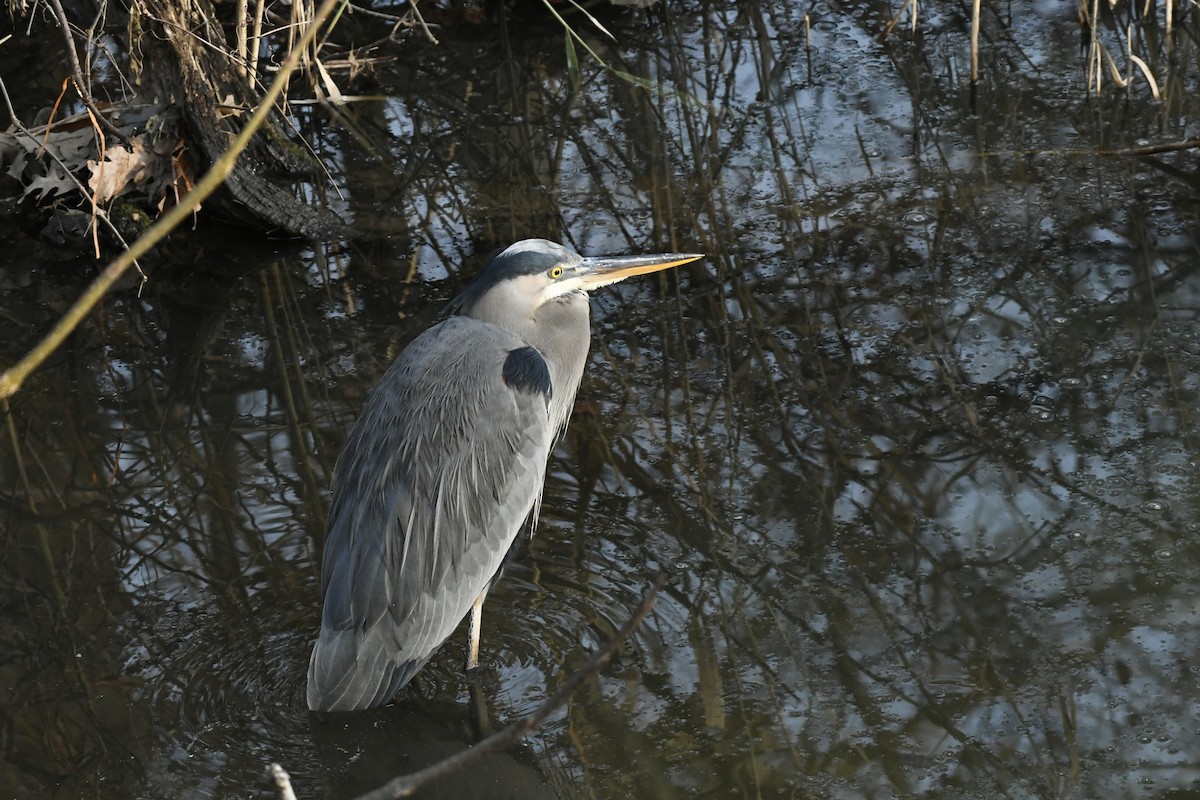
[{"xmin": 502, "ymin": 346, "xmax": 552, "ymax": 400}]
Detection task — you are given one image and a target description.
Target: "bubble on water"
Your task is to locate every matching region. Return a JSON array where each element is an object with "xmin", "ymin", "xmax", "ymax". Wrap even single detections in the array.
[
  {"xmin": 1067, "ymin": 530, "xmax": 1086, "ymax": 542},
  {"xmin": 1060, "ymin": 377, "xmax": 1085, "ymax": 389},
  {"xmin": 1050, "ymin": 315, "xmax": 1071, "ymax": 326},
  {"xmin": 1140, "ymin": 500, "xmax": 1168, "ymax": 514},
  {"xmin": 950, "ymin": 274, "xmax": 970, "ymax": 286},
  {"xmin": 1030, "ymin": 409, "xmax": 1055, "ymax": 422},
  {"xmin": 1153, "ymin": 548, "xmax": 1175, "ymax": 561},
  {"xmin": 902, "ymin": 210, "xmax": 933, "ymax": 225}
]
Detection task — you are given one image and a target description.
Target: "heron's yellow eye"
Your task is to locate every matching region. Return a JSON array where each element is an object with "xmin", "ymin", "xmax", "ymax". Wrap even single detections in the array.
[{"xmin": 549, "ymin": 266, "xmax": 564, "ymax": 279}]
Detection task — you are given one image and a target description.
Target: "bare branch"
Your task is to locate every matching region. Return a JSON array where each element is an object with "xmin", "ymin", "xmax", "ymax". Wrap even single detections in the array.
[{"xmin": 44, "ymin": 0, "xmax": 126, "ymax": 143}]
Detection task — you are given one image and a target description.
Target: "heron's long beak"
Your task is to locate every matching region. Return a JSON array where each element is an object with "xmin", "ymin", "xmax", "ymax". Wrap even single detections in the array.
[{"xmin": 575, "ymin": 252, "xmax": 704, "ymax": 289}]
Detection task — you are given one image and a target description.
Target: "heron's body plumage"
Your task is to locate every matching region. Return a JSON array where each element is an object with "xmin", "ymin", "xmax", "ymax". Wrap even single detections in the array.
[
  {"xmin": 306, "ymin": 239, "xmax": 700, "ymax": 712},
  {"xmin": 308, "ymin": 317, "xmax": 556, "ymax": 711}
]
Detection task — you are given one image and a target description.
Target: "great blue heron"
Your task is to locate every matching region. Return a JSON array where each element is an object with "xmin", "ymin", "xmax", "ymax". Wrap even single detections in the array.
[{"xmin": 307, "ymin": 239, "xmax": 702, "ymax": 712}]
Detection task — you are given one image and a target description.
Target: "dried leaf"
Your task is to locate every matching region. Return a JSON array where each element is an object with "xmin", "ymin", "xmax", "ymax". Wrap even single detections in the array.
[
  {"xmin": 315, "ymin": 60, "xmax": 345, "ymax": 104},
  {"xmin": 6, "ymin": 151, "xmax": 29, "ymax": 182},
  {"xmin": 40, "ymin": 207, "xmax": 92, "ymax": 244},
  {"xmin": 87, "ymin": 140, "xmax": 165, "ymax": 204},
  {"xmin": 22, "ymin": 169, "xmax": 75, "ymax": 201},
  {"xmin": 41, "ymin": 127, "xmax": 96, "ymax": 165},
  {"xmin": 0, "ymin": 131, "xmax": 23, "ymax": 162},
  {"xmin": 216, "ymin": 94, "xmax": 245, "ymax": 119}
]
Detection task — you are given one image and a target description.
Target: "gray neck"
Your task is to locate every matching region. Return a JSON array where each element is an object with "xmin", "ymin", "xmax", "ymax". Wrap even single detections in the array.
[
  {"xmin": 529, "ymin": 295, "xmax": 590, "ymax": 436},
  {"xmin": 463, "ymin": 282, "xmax": 590, "ymax": 436}
]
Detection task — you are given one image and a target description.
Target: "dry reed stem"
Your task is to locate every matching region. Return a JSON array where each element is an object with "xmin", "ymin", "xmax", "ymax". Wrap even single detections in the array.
[
  {"xmin": 1080, "ymin": 2, "xmax": 1165, "ymax": 99},
  {"xmin": 82, "ymin": 101, "xmax": 106, "ymax": 259},
  {"xmin": 1098, "ymin": 41, "xmax": 1129, "ymax": 88},
  {"xmin": 1123, "ymin": 15, "xmax": 1162, "ymax": 99},
  {"xmin": 1128, "ymin": 53, "xmax": 1161, "ymax": 99},
  {"xmin": 314, "ymin": 58, "xmax": 345, "ymax": 104},
  {"xmin": 235, "ymin": 0, "xmax": 249, "ymax": 79},
  {"xmin": 248, "ymin": 0, "xmax": 266, "ymax": 86},
  {"xmin": 970, "ymin": 0, "xmax": 980, "ymax": 84}
]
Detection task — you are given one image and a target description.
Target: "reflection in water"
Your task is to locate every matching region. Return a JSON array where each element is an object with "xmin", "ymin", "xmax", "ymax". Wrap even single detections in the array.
[
  {"xmin": 311, "ymin": 699, "xmax": 562, "ymax": 800},
  {"xmin": 2, "ymin": 0, "xmax": 1199, "ymax": 798}
]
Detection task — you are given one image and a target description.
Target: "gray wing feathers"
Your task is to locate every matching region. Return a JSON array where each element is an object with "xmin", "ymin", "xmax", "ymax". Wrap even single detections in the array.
[{"xmin": 307, "ymin": 317, "xmax": 552, "ymax": 712}]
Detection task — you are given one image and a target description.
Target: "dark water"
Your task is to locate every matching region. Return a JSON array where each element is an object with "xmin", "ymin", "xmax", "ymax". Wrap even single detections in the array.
[{"xmin": 3, "ymin": 1, "xmax": 1200, "ymax": 798}]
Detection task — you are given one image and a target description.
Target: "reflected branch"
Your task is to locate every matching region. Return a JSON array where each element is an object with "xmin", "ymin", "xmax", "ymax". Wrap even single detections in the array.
[{"xmin": 291, "ymin": 577, "xmax": 664, "ymax": 800}]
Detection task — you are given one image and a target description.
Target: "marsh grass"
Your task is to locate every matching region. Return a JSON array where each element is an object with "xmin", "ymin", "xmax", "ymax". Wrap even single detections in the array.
[{"xmin": 5, "ymin": 0, "xmax": 1193, "ymax": 249}]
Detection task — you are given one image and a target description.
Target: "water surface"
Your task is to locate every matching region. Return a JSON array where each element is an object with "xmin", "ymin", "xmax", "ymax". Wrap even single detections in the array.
[{"xmin": 2, "ymin": 1, "xmax": 1199, "ymax": 798}]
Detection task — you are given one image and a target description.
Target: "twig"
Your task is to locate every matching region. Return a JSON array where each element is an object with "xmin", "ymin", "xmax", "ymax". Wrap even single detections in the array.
[
  {"xmin": 348, "ymin": 577, "xmax": 665, "ymax": 800},
  {"xmin": 406, "ymin": 1, "xmax": 439, "ymax": 46},
  {"xmin": 976, "ymin": 137, "xmax": 1200, "ymax": 159},
  {"xmin": 347, "ymin": 0, "xmax": 439, "ymax": 45},
  {"xmin": 268, "ymin": 763, "xmax": 298, "ymax": 800},
  {"xmin": 1095, "ymin": 139, "xmax": 1200, "ymax": 157},
  {"xmin": 0, "ymin": 0, "xmax": 348, "ymax": 401},
  {"xmin": 344, "ymin": 1, "xmax": 409, "ymax": 22},
  {"xmin": 44, "ymin": 0, "xmax": 126, "ymax": 143}
]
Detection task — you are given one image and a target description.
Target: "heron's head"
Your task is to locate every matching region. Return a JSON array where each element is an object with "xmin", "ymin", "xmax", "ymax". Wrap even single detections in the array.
[{"xmin": 453, "ymin": 239, "xmax": 703, "ymax": 323}]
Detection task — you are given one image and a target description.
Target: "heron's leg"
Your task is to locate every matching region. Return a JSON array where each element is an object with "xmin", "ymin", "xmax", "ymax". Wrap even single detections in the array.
[
  {"xmin": 466, "ymin": 669, "xmax": 493, "ymax": 739},
  {"xmin": 466, "ymin": 588, "xmax": 488, "ymax": 671}
]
